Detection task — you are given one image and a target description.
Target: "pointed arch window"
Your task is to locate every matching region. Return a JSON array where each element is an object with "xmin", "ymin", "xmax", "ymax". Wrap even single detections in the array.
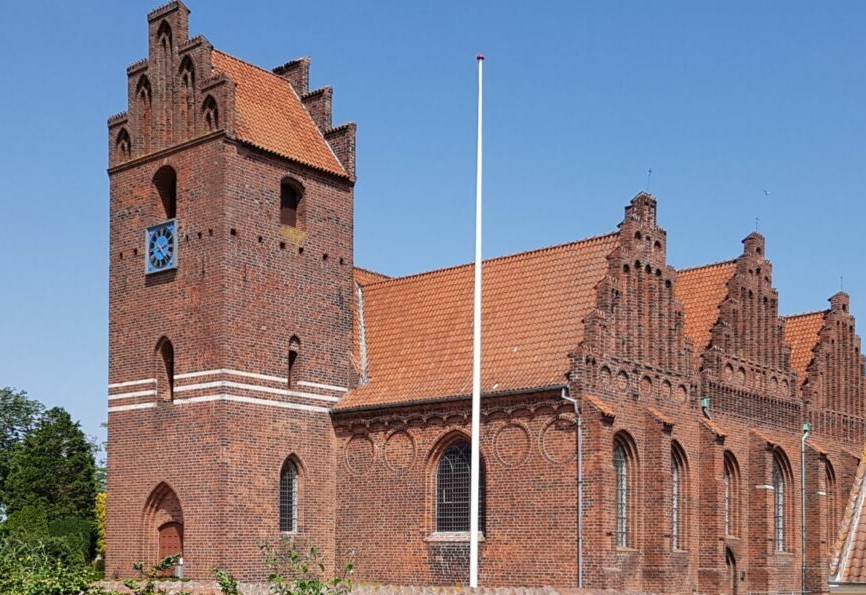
[
  {"xmin": 671, "ymin": 442, "xmax": 687, "ymax": 550},
  {"xmin": 436, "ymin": 441, "xmax": 485, "ymax": 532},
  {"xmin": 613, "ymin": 432, "xmax": 638, "ymax": 548},
  {"xmin": 156, "ymin": 337, "xmax": 175, "ymax": 401},
  {"xmin": 279, "ymin": 459, "xmax": 299, "ymax": 532},
  {"xmin": 723, "ymin": 451, "xmax": 741, "ymax": 537},
  {"xmin": 772, "ymin": 450, "xmax": 792, "ymax": 552},
  {"xmin": 826, "ymin": 460, "xmax": 839, "ymax": 550}
]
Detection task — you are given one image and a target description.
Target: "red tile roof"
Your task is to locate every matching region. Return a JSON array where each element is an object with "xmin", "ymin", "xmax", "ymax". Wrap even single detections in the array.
[
  {"xmin": 831, "ymin": 443, "xmax": 866, "ymax": 584},
  {"xmin": 675, "ymin": 261, "xmax": 736, "ymax": 360},
  {"xmin": 354, "ymin": 267, "xmax": 391, "ymax": 287},
  {"xmin": 211, "ymin": 50, "xmax": 347, "ymax": 177},
  {"xmin": 783, "ymin": 311, "xmax": 826, "ymax": 383},
  {"xmin": 338, "ymin": 234, "xmax": 619, "ymax": 410}
]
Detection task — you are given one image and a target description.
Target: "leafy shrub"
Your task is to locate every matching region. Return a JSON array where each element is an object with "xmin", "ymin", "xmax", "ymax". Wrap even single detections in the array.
[
  {"xmin": 261, "ymin": 537, "xmax": 353, "ymax": 595},
  {"xmin": 215, "ymin": 567, "xmax": 242, "ymax": 595},
  {"xmin": 123, "ymin": 555, "xmax": 187, "ymax": 595},
  {"xmin": 0, "ymin": 536, "xmax": 101, "ymax": 595}
]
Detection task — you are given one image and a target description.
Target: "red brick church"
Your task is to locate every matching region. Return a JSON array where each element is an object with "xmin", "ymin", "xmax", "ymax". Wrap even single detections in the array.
[{"xmin": 106, "ymin": 3, "xmax": 866, "ymax": 593}]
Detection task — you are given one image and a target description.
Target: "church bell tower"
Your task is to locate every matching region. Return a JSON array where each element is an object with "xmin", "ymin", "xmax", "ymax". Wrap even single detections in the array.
[{"xmin": 106, "ymin": 1, "xmax": 356, "ymax": 580}]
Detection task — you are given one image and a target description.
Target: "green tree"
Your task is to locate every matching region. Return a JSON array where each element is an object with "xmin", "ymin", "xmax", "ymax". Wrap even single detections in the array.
[
  {"xmin": 2, "ymin": 407, "xmax": 98, "ymax": 562},
  {"xmin": 0, "ymin": 387, "xmax": 44, "ymax": 505}
]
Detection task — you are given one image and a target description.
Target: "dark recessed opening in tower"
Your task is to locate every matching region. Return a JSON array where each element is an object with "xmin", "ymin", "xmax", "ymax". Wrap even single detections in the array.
[
  {"xmin": 153, "ymin": 166, "xmax": 177, "ymax": 219},
  {"xmin": 280, "ymin": 179, "xmax": 304, "ymax": 227}
]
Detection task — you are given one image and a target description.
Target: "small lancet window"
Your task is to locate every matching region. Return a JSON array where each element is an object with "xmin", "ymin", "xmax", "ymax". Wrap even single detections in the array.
[
  {"xmin": 671, "ymin": 442, "xmax": 687, "ymax": 550},
  {"xmin": 156, "ymin": 337, "xmax": 175, "ymax": 401},
  {"xmin": 288, "ymin": 336, "xmax": 300, "ymax": 388},
  {"xmin": 279, "ymin": 458, "xmax": 299, "ymax": 532},
  {"xmin": 280, "ymin": 179, "xmax": 304, "ymax": 228},
  {"xmin": 153, "ymin": 166, "xmax": 177, "ymax": 220},
  {"xmin": 613, "ymin": 432, "xmax": 637, "ymax": 548},
  {"xmin": 202, "ymin": 96, "xmax": 219, "ymax": 132}
]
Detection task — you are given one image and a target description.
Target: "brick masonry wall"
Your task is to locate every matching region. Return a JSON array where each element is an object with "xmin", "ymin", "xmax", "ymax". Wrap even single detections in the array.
[{"xmin": 107, "ymin": 5, "xmax": 866, "ymax": 593}]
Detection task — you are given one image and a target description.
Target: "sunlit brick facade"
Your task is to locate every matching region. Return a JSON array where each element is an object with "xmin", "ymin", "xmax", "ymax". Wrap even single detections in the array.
[{"xmin": 107, "ymin": 4, "xmax": 866, "ymax": 593}]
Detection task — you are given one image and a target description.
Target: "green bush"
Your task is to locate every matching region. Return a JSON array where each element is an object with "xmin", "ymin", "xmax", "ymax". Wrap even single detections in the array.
[
  {"xmin": 0, "ymin": 536, "xmax": 102, "ymax": 595},
  {"xmin": 261, "ymin": 537, "xmax": 354, "ymax": 595}
]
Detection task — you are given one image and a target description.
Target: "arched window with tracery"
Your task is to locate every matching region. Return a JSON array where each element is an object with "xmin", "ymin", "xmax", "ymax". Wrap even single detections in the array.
[
  {"xmin": 671, "ymin": 442, "xmax": 687, "ymax": 550},
  {"xmin": 723, "ymin": 451, "xmax": 740, "ymax": 537},
  {"xmin": 772, "ymin": 450, "xmax": 792, "ymax": 552},
  {"xmin": 436, "ymin": 440, "xmax": 485, "ymax": 532},
  {"xmin": 613, "ymin": 432, "xmax": 638, "ymax": 548},
  {"xmin": 279, "ymin": 458, "xmax": 299, "ymax": 532}
]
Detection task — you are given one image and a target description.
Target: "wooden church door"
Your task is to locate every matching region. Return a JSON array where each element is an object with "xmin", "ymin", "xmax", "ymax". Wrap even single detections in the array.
[{"xmin": 158, "ymin": 521, "xmax": 183, "ymax": 575}]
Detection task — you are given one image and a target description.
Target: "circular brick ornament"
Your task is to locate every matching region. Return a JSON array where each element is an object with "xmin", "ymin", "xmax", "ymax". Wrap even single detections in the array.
[
  {"xmin": 384, "ymin": 431, "xmax": 415, "ymax": 472},
  {"xmin": 494, "ymin": 423, "xmax": 531, "ymax": 467},
  {"xmin": 541, "ymin": 416, "xmax": 577, "ymax": 464},
  {"xmin": 344, "ymin": 435, "xmax": 374, "ymax": 475}
]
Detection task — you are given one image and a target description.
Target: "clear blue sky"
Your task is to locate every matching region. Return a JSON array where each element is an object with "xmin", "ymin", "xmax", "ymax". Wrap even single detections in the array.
[{"xmin": 0, "ymin": 1, "xmax": 864, "ymax": 442}]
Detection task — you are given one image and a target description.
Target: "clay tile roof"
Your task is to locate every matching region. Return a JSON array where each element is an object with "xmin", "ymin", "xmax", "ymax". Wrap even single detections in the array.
[
  {"xmin": 831, "ymin": 443, "xmax": 866, "ymax": 584},
  {"xmin": 211, "ymin": 50, "xmax": 347, "ymax": 178},
  {"xmin": 675, "ymin": 261, "xmax": 737, "ymax": 360},
  {"xmin": 338, "ymin": 233, "xmax": 619, "ymax": 410},
  {"xmin": 354, "ymin": 267, "xmax": 391, "ymax": 287},
  {"xmin": 783, "ymin": 311, "xmax": 826, "ymax": 383}
]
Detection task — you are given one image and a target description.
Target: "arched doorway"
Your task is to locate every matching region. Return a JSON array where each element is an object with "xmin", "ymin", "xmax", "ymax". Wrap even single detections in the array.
[
  {"xmin": 143, "ymin": 483, "xmax": 184, "ymax": 572},
  {"xmin": 725, "ymin": 547, "xmax": 737, "ymax": 595}
]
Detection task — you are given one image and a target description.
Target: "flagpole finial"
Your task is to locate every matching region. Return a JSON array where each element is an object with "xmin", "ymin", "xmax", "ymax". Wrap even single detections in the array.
[{"xmin": 477, "ymin": 54, "xmax": 485, "ymax": 61}]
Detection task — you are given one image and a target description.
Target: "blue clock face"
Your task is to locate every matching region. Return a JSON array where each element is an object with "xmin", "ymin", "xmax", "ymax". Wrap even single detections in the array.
[{"xmin": 145, "ymin": 220, "xmax": 178, "ymax": 274}]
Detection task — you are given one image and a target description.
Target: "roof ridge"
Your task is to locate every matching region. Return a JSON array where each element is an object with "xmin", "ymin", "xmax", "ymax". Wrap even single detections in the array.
[
  {"xmin": 782, "ymin": 310, "xmax": 829, "ymax": 320},
  {"xmin": 366, "ymin": 231, "xmax": 619, "ymax": 288},
  {"xmin": 677, "ymin": 259, "xmax": 737, "ymax": 274},
  {"xmin": 212, "ymin": 49, "xmax": 291, "ymax": 85}
]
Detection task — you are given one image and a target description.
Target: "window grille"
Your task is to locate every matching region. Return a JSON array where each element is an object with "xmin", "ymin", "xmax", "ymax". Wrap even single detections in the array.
[
  {"xmin": 672, "ymin": 453, "xmax": 681, "ymax": 549},
  {"xmin": 280, "ymin": 460, "xmax": 298, "ymax": 532},
  {"xmin": 773, "ymin": 458, "xmax": 785, "ymax": 551},
  {"xmin": 436, "ymin": 443, "xmax": 484, "ymax": 532},
  {"xmin": 614, "ymin": 442, "xmax": 628, "ymax": 547},
  {"xmin": 722, "ymin": 468, "xmax": 732, "ymax": 535}
]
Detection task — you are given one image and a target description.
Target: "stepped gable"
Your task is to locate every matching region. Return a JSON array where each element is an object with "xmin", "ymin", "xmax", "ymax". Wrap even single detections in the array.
[
  {"xmin": 575, "ymin": 193, "xmax": 694, "ymax": 402},
  {"xmin": 211, "ymin": 50, "xmax": 347, "ymax": 177},
  {"xmin": 676, "ymin": 260, "xmax": 737, "ymax": 364},
  {"xmin": 337, "ymin": 233, "xmax": 619, "ymax": 410},
  {"xmin": 831, "ymin": 442, "xmax": 866, "ymax": 583},
  {"xmin": 797, "ymin": 292, "xmax": 866, "ymax": 416},
  {"xmin": 783, "ymin": 311, "xmax": 825, "ymax": 384},
  {"xmin": 682, "ymin": 233, "xmax": 796, "ymax": 401}
]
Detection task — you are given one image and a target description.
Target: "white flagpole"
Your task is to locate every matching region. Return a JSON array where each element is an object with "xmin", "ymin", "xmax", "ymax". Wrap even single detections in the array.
[{"xmin": 470, "ymin": 53, "xmax": 484, "ymax": 589}]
